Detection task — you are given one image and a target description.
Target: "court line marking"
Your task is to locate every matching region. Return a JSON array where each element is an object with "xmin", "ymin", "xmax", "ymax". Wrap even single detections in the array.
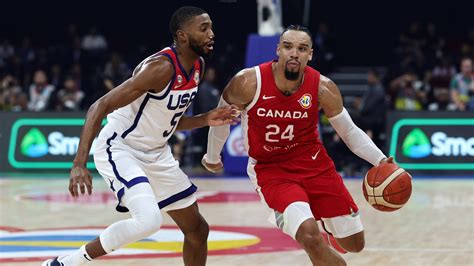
[{"xmin": 364, "ymin": 247, "xmax": 472, "ymax": 253}]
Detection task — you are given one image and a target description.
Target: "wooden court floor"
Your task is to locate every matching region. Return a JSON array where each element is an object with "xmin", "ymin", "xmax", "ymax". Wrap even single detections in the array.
[{"xmin": 0, "ymin": 175, "xmax": 473, "ymax": 265}]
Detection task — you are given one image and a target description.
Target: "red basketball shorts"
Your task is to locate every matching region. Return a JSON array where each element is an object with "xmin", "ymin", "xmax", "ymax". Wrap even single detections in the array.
[{"xmin": 253, "ymin": 161, "xmax": 358, "ymax": 220}]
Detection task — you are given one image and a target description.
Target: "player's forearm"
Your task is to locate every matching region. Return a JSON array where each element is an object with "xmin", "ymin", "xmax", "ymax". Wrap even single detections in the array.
[
  {"xmin": 206, "ymin": 123, "xmax": 230, "ymax": 163},
  {"xmin": 176, "ymin": 114, "xmax": 208, "ymax": 131},
  {"xmin": 204, "ymin": 96, "xmax": 233, "ymax": 163},
  {"xmin": 73, "ymin": 102, "xmax": 108, "ymax": 166},
  {"xmin": 328, "ymin": 108, "xmax": 386, "ymax": 166}
]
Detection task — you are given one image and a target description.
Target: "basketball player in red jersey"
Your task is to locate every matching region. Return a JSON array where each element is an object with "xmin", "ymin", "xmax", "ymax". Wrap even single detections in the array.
[{"xmin": 203, "ymin": 25, "xmax": 394, "ymax": 265}]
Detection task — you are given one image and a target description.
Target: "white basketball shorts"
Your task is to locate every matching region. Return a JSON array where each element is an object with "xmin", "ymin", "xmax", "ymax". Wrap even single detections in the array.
[{"xmin": 93, "ymin": 127, "xmax": 197, "ymax": 213}]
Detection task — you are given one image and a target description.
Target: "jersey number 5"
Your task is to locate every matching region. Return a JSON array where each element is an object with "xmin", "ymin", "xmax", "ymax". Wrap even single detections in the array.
[
  {"xmin": 163, "ymin": 111, "xmax": 184, "ymax": 137},
  {"xmin": 265, "ymin": 124, "xmax": 294, "ymax": 142}
]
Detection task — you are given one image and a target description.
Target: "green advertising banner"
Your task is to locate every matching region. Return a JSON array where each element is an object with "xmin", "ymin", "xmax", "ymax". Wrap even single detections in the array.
[
  {"xmin": 0, "ymin": 112, "xmax": 105, "ymax": 172},
  {"xmin": 387, "ymin": 111, "xmax": 474, "ymax": 174}
]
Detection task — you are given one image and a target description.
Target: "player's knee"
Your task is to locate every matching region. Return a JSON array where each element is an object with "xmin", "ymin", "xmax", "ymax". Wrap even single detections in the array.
[
  {"xmin": 298, "ymin": 231, "xmax": 326, "ymax": 252},
  {"xmin": 135, "ymin": 209, "xmax": 163, "ymax": 235},
  {"xmin": 183, "ymin": 218, "xmax": 209, "ymax": 244}
]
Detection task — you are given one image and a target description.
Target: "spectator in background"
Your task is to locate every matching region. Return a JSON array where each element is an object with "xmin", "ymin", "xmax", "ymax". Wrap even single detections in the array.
[
  {"xmin": 12, "ymin": 92, "xmax": 28, "ymax": 112},
  {"xmin": 390, "ymin": 72, "xmax": 424, "ymax": 110},
  {"xmin": 49, "ymin": 63, "xmax": 63, "ymax": 89},
  {"xmin": 0, "ymin": 75, "xmax": 22, "ymax": 111},
  {"xmin": 334, "ymin": 69, "xmax": 387, "ymax": 176},
  {"xmin": 103, "ymin": 52, "xmax": 131, "ymax": 85},
  {"xmin": 93, "ymin": 76, "xmax": 114, "ymax": 99},
  {"xmin": 450, "ymin": 57, "xmax": 474, "ymax": 110},
  {"xmin": 27, "ymin": 70, "xmax": 55, "ymax": 111},
  {"xmin": 352, "ymin": 69, "xmax": 386, "ymax": 143},
  {"xmin": 192, "ymin": 67, "xmax": 221, "ymax": 165},
  {"xmin": 432, "ymin": 56, "xmax": 456, "ymax": 81},
  {"xmin": 69, "ymin": 63, "xmax": 83, "ymax": 90},
  {"xmin": 82, "ymin": 27, "xmax": 108, "ymax": 78},
  {"xmin": 428, "ymin": 87, "xmax": 457, "ymax": 111},
  {"xmin": 55, "ymin": 76, "xmax": 84, "ymax": 111},
  {"xmin": 81, "ymin": 27, "xmax": 107, "ymax": 52}
]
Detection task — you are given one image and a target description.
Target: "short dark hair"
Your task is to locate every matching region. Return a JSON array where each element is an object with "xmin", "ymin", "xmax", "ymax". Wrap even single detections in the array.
[
  {"xmin": 170, "ymin": 6, "xmax": 207, "ymax": 40},
  {"xmin": 280, "ymin": 25, "xmax": 313, "ymax": 44}
]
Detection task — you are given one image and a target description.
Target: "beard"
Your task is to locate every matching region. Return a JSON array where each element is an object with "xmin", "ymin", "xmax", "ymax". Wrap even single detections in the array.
[
  {"xmin": 284, "ymin": 68, "xmax": 300, "ymax": 80},
  {"xmin": 189, "ymin": 37, "xmax": 213, "ymax": 58}
]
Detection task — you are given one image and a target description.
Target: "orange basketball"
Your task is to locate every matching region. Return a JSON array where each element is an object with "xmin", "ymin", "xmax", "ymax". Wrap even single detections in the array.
[{"xmin": 362, "ymin": 163, "xmax": 412, "ymax": 212}]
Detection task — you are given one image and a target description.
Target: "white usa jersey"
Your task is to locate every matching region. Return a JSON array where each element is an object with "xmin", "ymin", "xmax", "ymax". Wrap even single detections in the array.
[{"xmin": 104, "ymin": 46, "xmax": 203, "ymax": 151}]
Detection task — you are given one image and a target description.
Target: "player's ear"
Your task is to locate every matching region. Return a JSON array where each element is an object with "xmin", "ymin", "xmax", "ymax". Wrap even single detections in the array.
[
  {"xmin": 176, "ymin": 30, "xmax": 188, "ymax": 43},
  {"xmin": 309, "ymin": 49, "xmax": 313, "ymax": 61},
  {"xmin": 276, "ymin": 44, "xmax": 280, "ymax": 57}
]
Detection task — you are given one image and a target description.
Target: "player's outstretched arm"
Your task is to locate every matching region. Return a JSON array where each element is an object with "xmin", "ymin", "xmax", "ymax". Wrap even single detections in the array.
[
  {"xmin": 202, "ymin": 68, "xmax": 256, "ymax": 173},
  {"xmin": 319, "ymin": 74, "xmax": 388, "ymax": 166},
  {"xmin": 69, "ymin": 59, "xmax": 174, "ymax": 197},
  {"xmin": 175, "ymin": 105, "xmax": 240, "ymax": 131}
]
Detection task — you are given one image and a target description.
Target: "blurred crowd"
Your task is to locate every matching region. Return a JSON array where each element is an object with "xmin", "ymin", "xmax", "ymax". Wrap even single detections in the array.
[
  {"xmin": 384, "ymin": 21, "xmax": 474, "ymax": 112},
  {"xmin": 0, "ymin": 21, "xmax": 472, "ymax": 173}
]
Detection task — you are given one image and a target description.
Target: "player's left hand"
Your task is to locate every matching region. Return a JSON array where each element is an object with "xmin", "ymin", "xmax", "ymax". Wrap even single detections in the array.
[
  {"xmin": 205, "ymin": 105, "xmax": 241, "ymax": 126},
  {"xmin": 379, "ymin": 156, "xmax": 394, "ymax": 165}
]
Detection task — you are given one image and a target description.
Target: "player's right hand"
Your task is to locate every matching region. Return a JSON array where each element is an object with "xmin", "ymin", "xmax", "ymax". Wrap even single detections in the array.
[
  {"xmin": 201, "ymin": 154, "xmax": 224, "ymax": 173},
  {"xmin": 69, "ymin": 164, "xmax": 93, "ymax": 197}
]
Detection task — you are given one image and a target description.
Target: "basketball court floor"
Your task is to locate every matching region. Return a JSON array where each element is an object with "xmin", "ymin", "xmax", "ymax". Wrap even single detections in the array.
[{"xmin": 0, "ymin": 174, "xmax": 473, "ymax": 265}]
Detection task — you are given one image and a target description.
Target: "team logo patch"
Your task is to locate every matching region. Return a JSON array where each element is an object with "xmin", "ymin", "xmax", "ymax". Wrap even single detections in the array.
[
  {"xmin": 177, "ymin": 75, "xmax": 183, "ymax": 84},
  {"xmin": 298, "ymin": 94, "xmax": 312, "ymax": 109},
  {"xmin": 0, "ymin": 225, "xmax": 299, "ymax": 262},
  {"xmin": 194, "ymin": 70, "xmax": 200, "ymax": 84}
]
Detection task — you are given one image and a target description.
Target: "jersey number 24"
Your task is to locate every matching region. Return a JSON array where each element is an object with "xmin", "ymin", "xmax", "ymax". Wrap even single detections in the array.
[{"xmin": 265, "ymin": 124, "xmax": 294, "ymax": 142}]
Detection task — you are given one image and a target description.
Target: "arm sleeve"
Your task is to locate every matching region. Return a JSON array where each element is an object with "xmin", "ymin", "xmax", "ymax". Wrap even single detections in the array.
[
  {"xmin": 328, "ymin": 108, "xmax": 386, "ymax": 166},
  {"xmin": 204, "ymin": 96, "xmax": 231, "ymax": 164}
]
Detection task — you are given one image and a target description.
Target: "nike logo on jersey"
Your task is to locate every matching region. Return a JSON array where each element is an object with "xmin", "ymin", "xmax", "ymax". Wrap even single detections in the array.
[
  {"xmin": 262, "ymin": 95, "xmax": 276, "ymax": 100},
  {"xmin": 311, "ymin": 149, "xmax": 321, "ymax": 160}
]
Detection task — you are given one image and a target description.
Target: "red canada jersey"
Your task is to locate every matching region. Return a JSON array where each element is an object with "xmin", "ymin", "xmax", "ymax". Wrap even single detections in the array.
[{"xmin": 242, "ymin": 61, "xmax": 323, "ymax": 163}]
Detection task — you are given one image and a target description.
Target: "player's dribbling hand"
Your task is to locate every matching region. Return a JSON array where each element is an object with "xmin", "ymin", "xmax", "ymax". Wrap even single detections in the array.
[
  {"xmin": 378, "ymin": 156, "xmax": 394, "ymax": 165},
  {"xmin": 69, "ymin": 164, "xmax": 93, "ymax": 197},
  {"xmin": 202, "ymin": 154, "xmax": 224, "ymax": 173},
  {"xmin": 205, "ymin": 105, "xmax": 241, "ymax": 126}
]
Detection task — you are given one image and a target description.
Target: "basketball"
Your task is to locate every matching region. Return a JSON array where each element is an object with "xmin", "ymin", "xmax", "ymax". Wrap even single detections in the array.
[{"xmin": 362, "ymin": 163, "xmax": 412, "ymax": 212}]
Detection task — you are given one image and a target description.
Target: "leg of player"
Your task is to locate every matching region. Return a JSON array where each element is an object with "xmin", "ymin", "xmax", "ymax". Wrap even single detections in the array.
[
  {"xmin": 333, "ymin": 231, "xmax": 365, "ymax": 253},
  {"xmin": 295, "ymin": 219, "xmax": 347, "ymax": 266},
  {"xmin": 43, "ymin": 183, "xmax": 162, "ymax": 266},
  {"xmin": 321, "ymin": 213, "xmax": 365, "ymax": 253},
  {"xmin": 280, "ymin": 202, "xmax": 346, "ymax": 266},
  {"xmin": 167, "ymin": 202, "xmax": 209, "ymax": 266}
]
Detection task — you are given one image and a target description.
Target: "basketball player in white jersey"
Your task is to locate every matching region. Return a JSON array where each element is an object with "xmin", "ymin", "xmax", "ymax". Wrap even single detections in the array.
[{"xmin": 43, "ymin": 6, "xmax": 238, "ymax": 266}]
